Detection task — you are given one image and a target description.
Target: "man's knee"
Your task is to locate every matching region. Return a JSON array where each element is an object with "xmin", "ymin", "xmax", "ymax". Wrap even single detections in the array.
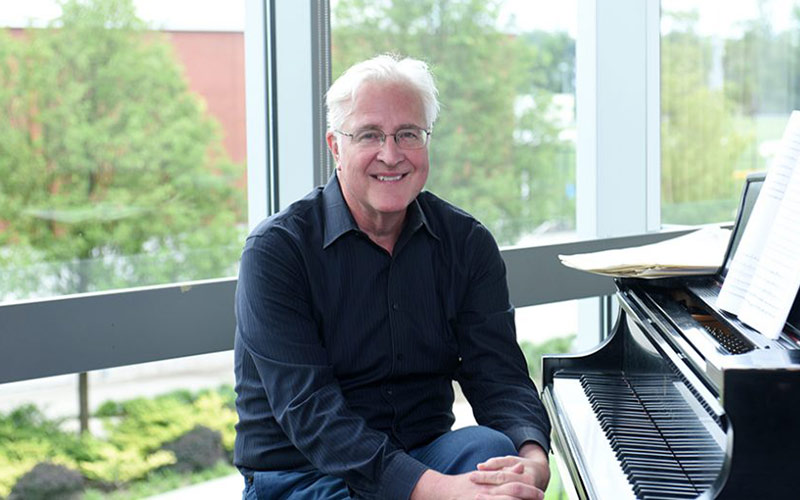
[
  {"xmin": 460, "ymin": 426, "xmax": 517, "ymax": 460},
  {"xmin": 412, "ymin": 426, "xmax": 518, "ymax": 474}
]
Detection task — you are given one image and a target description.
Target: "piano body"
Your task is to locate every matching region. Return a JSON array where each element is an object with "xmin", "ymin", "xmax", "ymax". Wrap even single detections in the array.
[{"xmin": 542, "ymin": 173, "xmax": 800, "ymax": 499}]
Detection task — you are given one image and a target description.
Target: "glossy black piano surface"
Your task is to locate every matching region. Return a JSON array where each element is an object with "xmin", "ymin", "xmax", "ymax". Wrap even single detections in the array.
[{"xmin": 542, "ymin": 173, "xmax": 800, "ymax": 499}]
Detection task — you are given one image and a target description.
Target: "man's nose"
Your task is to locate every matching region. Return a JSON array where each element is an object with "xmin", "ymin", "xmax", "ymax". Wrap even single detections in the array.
[{"xmin": 376, "ymin": 136, "xmax": 405, "ymax": 165}]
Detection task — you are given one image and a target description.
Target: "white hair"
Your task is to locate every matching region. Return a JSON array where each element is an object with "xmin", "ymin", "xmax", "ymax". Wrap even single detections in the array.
[{"xmin": 326, "ymin": 54, "xmax": 440, "ymax": 132}]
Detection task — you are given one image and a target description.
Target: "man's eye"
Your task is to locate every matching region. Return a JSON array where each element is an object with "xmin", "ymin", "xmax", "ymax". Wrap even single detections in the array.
[
  {"xmin": 356, "ymin": 131, "xmax": 381, "ymax": 142},
  {"xmin": 397, "ymin": 129, "xmax": 421, "ymax": 141}
]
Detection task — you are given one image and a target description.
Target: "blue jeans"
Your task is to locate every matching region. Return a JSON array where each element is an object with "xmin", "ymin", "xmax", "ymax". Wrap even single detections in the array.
[{"xmin": 241, "ymin": 425, "xmax": 516, "ymax": 499}]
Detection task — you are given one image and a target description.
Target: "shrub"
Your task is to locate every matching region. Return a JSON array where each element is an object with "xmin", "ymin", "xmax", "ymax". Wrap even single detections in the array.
[
  {"xmin": 162, "ymin": 425, "xmax": 225, "ymax": 473},
  {"xmin": 0, "ymin": 385, "xmax": 237, "ymax": 496},
  {"xmin": 8, "ymin": 462, "xmax": 84, "ymax": 500},
  {"xmin": 98, "ymin": 386, "xmax": 237, "ymax": 457},
  {"xmin": 77, "ymin": 443, "xmax": 176, "ymax": 485}
]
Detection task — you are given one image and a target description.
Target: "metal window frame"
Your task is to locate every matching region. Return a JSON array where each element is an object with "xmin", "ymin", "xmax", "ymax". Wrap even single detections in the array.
[{"xmin": 575, "ymin": 0, "xmax": 661, "ymax": 348}]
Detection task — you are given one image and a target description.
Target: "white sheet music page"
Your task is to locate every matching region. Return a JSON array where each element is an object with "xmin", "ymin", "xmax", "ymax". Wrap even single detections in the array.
[
  {"xmin": 717, "ymin": 110, "xmax": 800, "ymax": 339},
  {"xmin": 737, "ymin": 153, "xmax": 800, "ymax": 339}
]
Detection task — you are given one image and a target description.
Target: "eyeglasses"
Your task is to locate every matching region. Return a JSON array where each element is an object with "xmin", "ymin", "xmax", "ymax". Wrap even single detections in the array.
[{"xmin": 336, "ymin": 127, "xmax": 431, "ymax": 150}]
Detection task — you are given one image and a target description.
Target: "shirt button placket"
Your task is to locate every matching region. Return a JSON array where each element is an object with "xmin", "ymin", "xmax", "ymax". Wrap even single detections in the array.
[{"xmin": 387, "ymin": 259, "xmax": 400, "ymax": 374}]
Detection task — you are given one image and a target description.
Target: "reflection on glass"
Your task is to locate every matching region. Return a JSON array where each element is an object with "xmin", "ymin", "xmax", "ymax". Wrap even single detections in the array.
[
  {"xmin": 0, "ymin": 0, "xmax": 247, "ymax": 302},
  {"xmin": 330, "ymin": 0, "xmax": 577, "ymax": 246},
  {"xmin": 661, "ymin": 0, "xmax": 799, "ymax": 225}
]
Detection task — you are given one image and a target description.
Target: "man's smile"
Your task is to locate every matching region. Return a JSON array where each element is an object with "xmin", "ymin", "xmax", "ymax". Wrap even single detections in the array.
[{"xmin": 374, "ymin": 173, "xmax": 407, "ymax": 182}]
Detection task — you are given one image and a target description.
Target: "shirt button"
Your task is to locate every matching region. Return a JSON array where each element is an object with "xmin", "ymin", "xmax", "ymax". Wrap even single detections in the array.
[{"xmin": 391, "ymin": 303, "xmax": 399, "ymax": 310}]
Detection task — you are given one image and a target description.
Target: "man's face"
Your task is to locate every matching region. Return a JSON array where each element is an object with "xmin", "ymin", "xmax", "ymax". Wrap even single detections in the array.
[{"xmin": 326, "ymin": 81, "xmax": 429, "ymax": 226}]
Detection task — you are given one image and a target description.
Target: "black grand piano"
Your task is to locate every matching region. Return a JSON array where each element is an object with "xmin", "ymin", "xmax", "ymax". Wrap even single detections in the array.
[{"xmin": 542, "ymin": 173, "xmax": 800, "ymax": 499}]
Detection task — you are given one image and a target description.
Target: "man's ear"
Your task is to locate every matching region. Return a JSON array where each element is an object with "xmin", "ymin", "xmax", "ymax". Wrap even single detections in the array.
[{"xmin": 326, "ymin": 131, "xmax": 340, "ymax": 166}]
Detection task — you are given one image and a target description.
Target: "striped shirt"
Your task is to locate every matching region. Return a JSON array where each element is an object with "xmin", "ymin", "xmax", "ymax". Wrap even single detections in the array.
[{"xmin": 233, "ymin": 174, "xmax": 550, "ymax": 499}]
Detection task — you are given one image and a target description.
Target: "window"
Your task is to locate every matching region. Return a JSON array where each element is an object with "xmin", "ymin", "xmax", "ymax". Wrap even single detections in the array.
[
  {"xmin": 0, "ymin": 0, "xmax": 247, "ymax": 303},
  {"xmin": 661, "ymin": 0, "xmax": 799, "ymax": 225},
  {"xmin": 0, "ymin": 1, "xmax": 246, "ymax": 494},
  {"xmin": 330, "ymin": 0, "xmax": 577, "ymax": 246}
]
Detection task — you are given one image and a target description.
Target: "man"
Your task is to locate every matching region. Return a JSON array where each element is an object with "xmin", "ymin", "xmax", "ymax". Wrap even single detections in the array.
[{"xmin": 234, "ymin": 54, "xmax": 551, "ymax": 499}]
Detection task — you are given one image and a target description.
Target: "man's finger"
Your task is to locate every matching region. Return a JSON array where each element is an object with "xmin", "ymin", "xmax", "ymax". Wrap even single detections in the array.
[
  {"xmin": 477, "ymin": 456, "xmax": 520, "ymax": 470},
  {"xmin": 489, "ymin": 482, "xmax": 545, "ymax": 500},
  {"xmin": 470, "ymin": 470, "xmax": 534, "ymax": 486},
  {"xmin": 474, "ymin": 482, "xmax": 545, "ymax": 500}
]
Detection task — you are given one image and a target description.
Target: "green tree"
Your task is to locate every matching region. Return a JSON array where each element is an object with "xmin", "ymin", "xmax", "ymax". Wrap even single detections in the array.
[
  {"xmin": 0, "ymin": 0, "xmax": 244, "ymax": 434},
  {"xmin": 332, "ymin": 0, "xmax": 574, "ymax": 244},
  {"xmin": 0, "ymin": 0, "xmax": 244, "ymax": 301},
  {"xmin": 722, "ymin": 0, "xmax": 800, "ymax": 114},
  {"xmin": 660, "ymin": 9, "xmax": 754, "ymax": 224}
]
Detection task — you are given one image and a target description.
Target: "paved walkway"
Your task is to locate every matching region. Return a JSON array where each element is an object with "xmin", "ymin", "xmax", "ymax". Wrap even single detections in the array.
[{"xmin": 146, "ymin": 473, "xmax": 243, "ymax": 500}]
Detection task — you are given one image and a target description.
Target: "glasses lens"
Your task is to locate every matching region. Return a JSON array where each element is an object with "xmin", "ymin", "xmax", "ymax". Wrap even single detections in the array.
[
  {"xmin": 395, "ymin": 128, "xmax": 427, "ymax": 149},
  {"xmin": 353, "ymin": 129, "xmax": 384, "ymax": 147}
]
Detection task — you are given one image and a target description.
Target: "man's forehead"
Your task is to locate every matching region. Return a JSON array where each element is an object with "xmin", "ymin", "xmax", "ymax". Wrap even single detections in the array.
[{"xmin": 345, "ymin": 83, "xmax": 425, "ymax": 129}]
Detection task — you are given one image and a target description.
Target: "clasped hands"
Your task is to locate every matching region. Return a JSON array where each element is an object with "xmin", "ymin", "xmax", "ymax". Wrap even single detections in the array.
[
  {"xmin": 470, "ymin": 442, "xmax": 550, "ymax": 500},
  {"xmin": 412, "ymin": 443, "xmax": 550, "ymax": 500}
]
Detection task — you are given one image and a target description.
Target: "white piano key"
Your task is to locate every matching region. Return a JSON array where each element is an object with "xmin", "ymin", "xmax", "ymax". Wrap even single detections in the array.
[{"xmin": 552, "ymin": 377, "xmax": 637, "ymax": 500}]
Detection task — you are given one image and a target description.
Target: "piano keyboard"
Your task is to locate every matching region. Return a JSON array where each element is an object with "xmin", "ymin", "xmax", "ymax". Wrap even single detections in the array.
[
  {"xmin": 580, "ymin": 372, "xmax": 725, "ymax": 499},
  {"xmin": 549, "ymin": 370, "xmax": 727, "ymax": 499}
]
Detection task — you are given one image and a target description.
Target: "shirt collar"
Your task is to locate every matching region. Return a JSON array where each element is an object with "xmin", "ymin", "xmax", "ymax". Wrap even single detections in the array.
[
  {"xmin": 322, "ymin": 175, "xmax": 359, "ymax": 248},
  {"xmin": 322, "ymin": 174, "xmax": 440, "ymax": 249}
]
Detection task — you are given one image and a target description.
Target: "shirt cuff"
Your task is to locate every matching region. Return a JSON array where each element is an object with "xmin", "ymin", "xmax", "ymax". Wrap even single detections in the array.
[
  {"xmin": 504, "ymin": 426, "xmax": 551, "ymax": 455},
  {"xmin": 375, "ymin": 451, "xmax": 429, "ymax": 500}
]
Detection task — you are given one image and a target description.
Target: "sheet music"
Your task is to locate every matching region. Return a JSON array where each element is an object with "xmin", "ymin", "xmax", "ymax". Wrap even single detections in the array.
[
  {"xmin": 558, "ymin": 226, "xmax": 731, "ymax": 278},
  {"xmin": 717, "ymin": 110, "xmax": 800, "ymax": 339}
]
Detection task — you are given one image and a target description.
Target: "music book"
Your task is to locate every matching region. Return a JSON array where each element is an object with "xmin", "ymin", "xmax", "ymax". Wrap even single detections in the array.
[
  {"xmin": 716, "ymin": 110, "xmax": 800, "ymax": 340},
  {"xmin": 558, "ymin": 226, "xmax": 731, "ymax": 279}
]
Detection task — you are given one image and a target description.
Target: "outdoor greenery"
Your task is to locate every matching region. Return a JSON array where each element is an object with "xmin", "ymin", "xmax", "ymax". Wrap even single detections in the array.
[
  {"xmin": 0, "ymin": 386, "xmax": 237, "ymax": 499},
  {"xmin": 0, "ymin": 0, "xmax": 244, "ymax": 301},
  {"xmin": 520, "ymin": 335, "xmax": 575, "ymax": 384},
  {"xmin": 660, "ymin": 4, "xmax": 800, "ymax": 224}
]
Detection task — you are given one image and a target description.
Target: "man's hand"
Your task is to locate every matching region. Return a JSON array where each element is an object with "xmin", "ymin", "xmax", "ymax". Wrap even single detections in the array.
[
  {"xmin": 410, "ymin": 468, "xmax": 543, "ymax": 500},
  {"xmin": 410, "ymin": 443, "xmax": 550, "ymax": 499},
  {"xmin": 471, "ymin": 442, "xmax": 551, "ymax": 493}
]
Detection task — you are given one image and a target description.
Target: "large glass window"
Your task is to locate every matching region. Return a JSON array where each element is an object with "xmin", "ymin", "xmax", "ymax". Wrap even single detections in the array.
[
  {"xmin": 661, "ymin": 0, "xmax": 799, "ymax": 225},
  {"xmin": 331, "ymin": 0, "xmax": 577, "ymax": 246},
  {"xmin": 0, "ymin": 1, "xmax": 245, "ymax": 496},
  {"xmin": 0, "ymin": 0, "xmax": 247, "ymax": 302}
]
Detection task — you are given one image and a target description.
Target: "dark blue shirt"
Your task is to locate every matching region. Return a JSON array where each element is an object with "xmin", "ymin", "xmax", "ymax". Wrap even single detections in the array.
[{"xmin": 233, "ymin": 175, "xmax": 550, "ymax": 499}]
